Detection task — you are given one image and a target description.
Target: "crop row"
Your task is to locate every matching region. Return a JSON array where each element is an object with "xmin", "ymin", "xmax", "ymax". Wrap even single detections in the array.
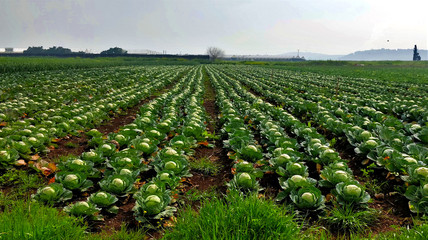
[
  {"xmin": 235, "ymin": 66, "xmax": 427, "ymax": 123},
  {"xmin": 31, "ymin": 66, "xmax": 211, "ymax": 227},
  {"xmin": 213, "ymin": 65, "xmax": 428, "ymax": 215},
  {"xmin": 0, "ymin": 66, "xmax": 193, "ymax": 168},
  {"xmin": 207, "ymin": 66, "xmax": 370, "ymax": 211}
]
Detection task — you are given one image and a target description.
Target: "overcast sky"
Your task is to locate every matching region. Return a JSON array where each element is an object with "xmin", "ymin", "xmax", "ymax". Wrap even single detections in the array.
[{"xmin": 1, "ymin": 0, "xmax": 427, "ymax": 55}]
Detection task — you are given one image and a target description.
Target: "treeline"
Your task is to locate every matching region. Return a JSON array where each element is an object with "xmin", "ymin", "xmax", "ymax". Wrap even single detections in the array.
[
  {"xmin": 21, "ymin": 46, "xmax": 126, "ymax": 56},
  {"xmin": 1, "ymin": 46, "xmax": 209, "ymax": 60},
  {"xmin": 23, "ymin": 46, "xmax": 77, "ymax": 55}
]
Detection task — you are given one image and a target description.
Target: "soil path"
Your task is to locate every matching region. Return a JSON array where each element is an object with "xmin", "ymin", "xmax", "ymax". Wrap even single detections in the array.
[{"xmin": 182, "ymin": 68, "xmax": 232, "ymax": 197}]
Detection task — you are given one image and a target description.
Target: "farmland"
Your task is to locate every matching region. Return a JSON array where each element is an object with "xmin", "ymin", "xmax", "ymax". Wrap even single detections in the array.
[{"xmin": 0, "ymin": 58, "xmax": 427, "ymax": 239}]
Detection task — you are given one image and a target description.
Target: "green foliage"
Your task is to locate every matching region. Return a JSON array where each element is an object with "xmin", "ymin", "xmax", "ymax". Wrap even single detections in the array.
[
  {"xmin": 0, "ymin": 149, "xmax": 19, "ymax": 169},
  {"xmin": 289, "ymin": 186, "xmax": 325, "ymax": 210},
  {"xmin": 360, "ymin": 163, "xmax": 388, "ymax": 195},
  {"xmin": 63, "ymin": 201, "xmax": 101, "ymax": 220},
  {"xmin": 373, "ymin": 222, "xmax": 428, "ymax": 240},
  {"xmin": 319, "ymin": 166, "xmax": 353, "ymax": 188},
  {"xmin": 0, "ymin": 199, "xmax": 87, "ymax": 239},
  {"xmin": 0, "ymin": 168, "xmax": 44, "ymax": 199},
  {"xmin": 64, "ymin": 142, "xmax": 79, "ymax": 148},
  {"xmin": 189, "ymin": 156, "xmax": 220, "ymax": 175},
  {"xmin": 320, "ymin": 205, "xmax": 379, "ymax": 234},
  {"xmin": 265, "ymin": 61, "xmax": 428, "ymax": 84},
  {"xmin": 277, "ymin": 175, "xmax": 317, "ymax": 201},
  {"xmin": 238, "ymin": 144, "xmax": 264, "ymax": 162},
  {"xmin": 182, "ymin": 187, "xmax": 219, "ymax": 202},
  {"xmin": 99, "ymin": 174, "xmax": 136, "ymax": 196},
  {"xmin": 404, "ymin": 183, "xmax": 428, "ymax": 215},
  {"xmin": 100, "ymin": 47, "xmax": 128, "ymax": 55},
  {"xmin": 332, "ymin": 181, "xmax": 371, "ymax": 207},
  {"xmin": 88, "ymin": 191, "xmax": 118, "ymax": 207},
  {"xmin": 152, "ymin": 154, "xmax": 190, "ymax": 177},
  {"xmin": 55, "ymin": 172, "xmax": 94, "ymax": 191},
  {"xmin": 162, "ymin": 191, "xmax": 300, "ymax": 240},
  {"xmin": 0, "ymin": 56, "xmax": 208, "ymax": 74},
  {"xmin": 32, "ymin": 183, "xmax": 73, "ymax": 204},
  {"xmin": 0, "ymin": 168, "xmax": 42, "ymax": 188},
  {"xmin": 107, "ymin": 149, "xmax": 145, "ymax": 171},
  {"xmin": 58, "ymin": 158, "xmax": 99, "ymax": 178},
  {"xmin": 227, "ymin": 172, "xmax": 262, "ymax": 192},
  {"xmin": 132, "ymin": 182, "xmax": 176, "ymax": 226}
]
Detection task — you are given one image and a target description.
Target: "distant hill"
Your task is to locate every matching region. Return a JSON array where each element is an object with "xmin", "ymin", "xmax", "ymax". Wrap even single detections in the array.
[
  {"xmin": 278, "ymin": 52, "xmax": 344, "ymax": 60},
  {"xmin": 340, "ymin": 48, "xmax": 428, "ymax": 61}
]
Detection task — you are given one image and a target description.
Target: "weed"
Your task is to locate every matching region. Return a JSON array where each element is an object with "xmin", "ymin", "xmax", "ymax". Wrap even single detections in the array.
[
  {"xmin": 65, "ymin": 142, "xmax": 79, "ymax": 148},
  {"xmin": 0, "ymin": 199, "xmax": 88, "ymax": 239},
  {"xmin": 0, "ymin": 168, "xmax": 44, "ymax": 200},
  {"xmin": 183, "ymin": 187, "xmax": 219, "ymax": 202},
  {"xmin": 52, "ymin": 154, "xmax": 79, "ymax": 164},
  {"xmin": 360, "ymin": 163, "xmax": 388, "ymax": 195},
  {"xmin": 189, "ymin": 157, "xmax": 220, "ymax": 176},
  {"xmin": 320, "ymin": 204, "xmax": 380, "ymax": 234}
]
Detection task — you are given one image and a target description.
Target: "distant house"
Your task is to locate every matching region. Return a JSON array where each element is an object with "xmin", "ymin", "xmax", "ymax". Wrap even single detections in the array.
[{"xmin": 5, "ymin": 48, "xmax": 13, "ymax": 53}]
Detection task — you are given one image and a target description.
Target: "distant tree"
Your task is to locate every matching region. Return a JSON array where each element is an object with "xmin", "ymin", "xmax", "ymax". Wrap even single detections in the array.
[
  {"xmin": 207, "ymin": 47, "xmax": 225, "ymax": 61},
  {"xmin": 23, "ymin": 46, "xmax": 44, "ymax": 55},
  {"xmin": 46, "ymin": 46, "xmax": 72, "ymax": 55},
  {"xmin": 100, "ymin": 47, "xmax": 128, "ymax": 55},
  {"xmin": 23, "ymin": 46, "xmax": 72, "ymax": 55},
  {"xmin": 413, "ymin": 45, "xmax": 421, "ymax": 61}
]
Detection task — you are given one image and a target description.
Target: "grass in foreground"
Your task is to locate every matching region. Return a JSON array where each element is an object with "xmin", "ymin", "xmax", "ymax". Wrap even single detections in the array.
[
  {"xmin": 162, "ymin": 190, "xmax": 300, "ymax": 240},
  {"xmin": 90, "ymin": 225, "xmax": 147, "ymax": 240},
  {"xmin": 0, "ymin": 199, "xmax": 88, "ymax": 240}
]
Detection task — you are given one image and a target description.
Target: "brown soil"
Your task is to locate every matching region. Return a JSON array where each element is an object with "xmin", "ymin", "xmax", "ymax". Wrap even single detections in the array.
[
  {"xmin": 96, "ymin": 197, "xmax": 137, "ymax": 232},
  {"xmin": 186, "ymin": 146, "xmax": 231, "ymax": 194},
  {"xmin": 181, "ymin": 75, "xmax": 231, "ymax": 197},
  {"xmin": 46, "ymin": 134, "xmax": 90, "ymax": 161},
  {"xmin": 96, "ymin": 96, "xmax": 156, "ymax": 136},
  {"xmin": 369, "ymin": 198, "xmax": 412, "ymax": 235}
]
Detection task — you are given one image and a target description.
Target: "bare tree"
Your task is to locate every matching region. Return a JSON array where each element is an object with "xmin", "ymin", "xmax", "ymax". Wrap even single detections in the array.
[{"xmin": 207, "ymin": 47, "xmax": 225, "ymax": 61}]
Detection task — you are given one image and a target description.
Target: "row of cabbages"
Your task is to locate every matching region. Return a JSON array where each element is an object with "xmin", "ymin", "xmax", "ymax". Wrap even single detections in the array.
[
  {"xmin": 0, "ymin": 66, "xmax": 184, "ymax": 122},
  {"xmin": 236, "ymin": 65, "xmax": 427, "ymax": 123},
  {"xmin": 236, "ymin": 68, "xmax": 427, "ymax": 173},
  {"xmin": 208, "ymin": 67, "xmax": 370, "ymax": 212},
  {"xmin": 232, "ymin": 65, "xmax": 428, "ymax": 146},
  {"xmin": 32, "ymin": 67, "xmax": 209, "ymax": 226},
  {"xmin": 214, "ymin": 65, "xmax": 428, "ymax": 215},
  {"xmin": 0, "ymin": 67, "xmax": 188, "ymax": 169}
]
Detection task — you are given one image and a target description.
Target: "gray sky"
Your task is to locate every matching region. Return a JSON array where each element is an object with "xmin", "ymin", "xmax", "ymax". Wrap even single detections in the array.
[{"xmin": 1, "ymin": 0, "xmax": 427, "ymax": 55}]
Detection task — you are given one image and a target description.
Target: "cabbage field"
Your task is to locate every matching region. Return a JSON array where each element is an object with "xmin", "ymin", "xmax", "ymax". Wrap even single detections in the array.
[{"xmin": 1, "ymin": 59, "xmax": 428, "ymax": 239}]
